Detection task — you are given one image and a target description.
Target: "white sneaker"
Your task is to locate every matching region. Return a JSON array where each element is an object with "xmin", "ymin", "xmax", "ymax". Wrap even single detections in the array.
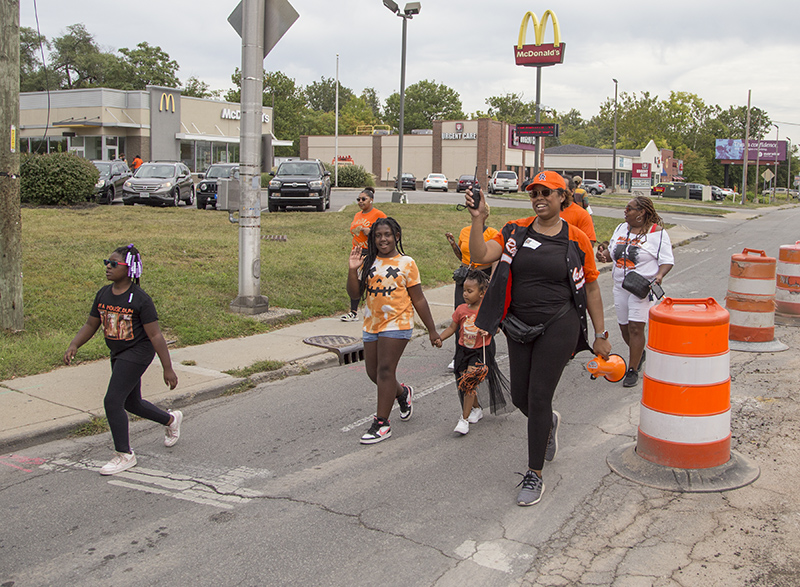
[
  {"xmin": 164, "ymin": 410, "xmax": 183, "ymax": 447},
  {"xmin": 467, "ymin": 407, "xmax": 484, "ymax": 424},
  {"xmin": 447, "ymin": 360, "xmax": 455, "ymax": 371},
  {"xmin": 340, "ymin": 311, "xmax": 358, "ymax": 322},
  {"xmin": 454, "ymin": 417, "xmax": 469, "ymax": 435},
  {"xmin": 99, "ymin": 451, "xmax": 137, "ymax": 475}
]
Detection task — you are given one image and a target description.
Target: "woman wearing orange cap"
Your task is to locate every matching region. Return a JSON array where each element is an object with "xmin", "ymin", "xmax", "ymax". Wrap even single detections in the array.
[{"xmin": 465, "ymin": 170, "xmax": 611, "ymax": 507}]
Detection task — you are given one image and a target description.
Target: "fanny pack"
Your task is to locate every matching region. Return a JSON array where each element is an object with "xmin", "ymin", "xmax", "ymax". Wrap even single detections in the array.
[
  {"xmin": 501, "ymin": 301, "xmax": 572, "ymax": 344},
  {"xmin": 453, "ymin": 263, "xmax": 471, "ymax": 285}
]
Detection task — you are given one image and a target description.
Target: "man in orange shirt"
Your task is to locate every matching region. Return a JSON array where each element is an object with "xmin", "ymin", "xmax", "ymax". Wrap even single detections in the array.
[
  {"xmin": 559, "ymin": 176, "xmax": 596, "ymax": 245},
  {"xmin": 130, "ymin": 155, "xmax": 143, "ymax": 172}
]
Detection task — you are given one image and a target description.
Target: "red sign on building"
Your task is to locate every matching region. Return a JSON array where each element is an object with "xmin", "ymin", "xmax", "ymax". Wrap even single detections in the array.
[{"xmin": 632, "ymin": 163, "xmax": 651, "ymax": 179}]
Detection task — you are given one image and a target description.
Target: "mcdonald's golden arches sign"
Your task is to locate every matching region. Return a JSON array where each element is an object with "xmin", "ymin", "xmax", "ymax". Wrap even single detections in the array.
[
  {"xmin": 159, "ymin": 92, "xmax": 176, "ymax": 113},
  {"xmin": 514, "ymin": 10, "xmax": 565, "ymax": 67}
]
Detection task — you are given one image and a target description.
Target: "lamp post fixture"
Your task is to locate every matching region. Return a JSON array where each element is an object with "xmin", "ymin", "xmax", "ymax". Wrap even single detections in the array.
[
  {"xmin": 612, "ymin": 78, "xmax": 618, "ymax": 194},
  {"xmin": 383, "ymin": 0, "xmax": 420, "ymax": 203}
]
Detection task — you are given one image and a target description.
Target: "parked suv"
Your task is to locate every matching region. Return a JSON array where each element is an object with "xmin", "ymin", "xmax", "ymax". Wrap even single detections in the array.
[
  {"xmin": 687, "ymin": 183, "xmax": 704, "ymax": 200},
  {"xmin": 488, "ymin": 170, "xmax": 518, "ymax": 194},
  {"xmin": 92, "ymin": 160, "xmax": 131, "ymax": 204},
  {"xmin": 122, "ymin": 162, "xmax": 195, "ymax": 207},
  {"xmin": 582, "ymin": 179, "xmax": 606, "ymax": 195},
  {"xmin": 196, "ymin": 163, "xmax": 239, "ymax": 209},
  {"xmin": 267, "ymin": 159, "xmax": 331, "ymax": 212}
]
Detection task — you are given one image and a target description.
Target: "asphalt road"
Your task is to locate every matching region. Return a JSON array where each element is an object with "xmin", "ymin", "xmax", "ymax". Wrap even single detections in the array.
[{"xmin": 3, "ymin": 204, "xmax": 799, "ymax": 585}]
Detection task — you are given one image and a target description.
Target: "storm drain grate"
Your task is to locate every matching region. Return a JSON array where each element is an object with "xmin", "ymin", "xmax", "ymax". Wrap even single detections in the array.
[{"xmin": 303, "ymin": 335, "xmax": 364, "ymax": 365}]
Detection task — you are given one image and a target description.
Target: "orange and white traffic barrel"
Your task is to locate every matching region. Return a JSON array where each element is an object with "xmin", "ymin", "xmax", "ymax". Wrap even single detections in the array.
[
  {"xmin": 725, "ymin": 248, "xmax": 776, "ymax": 343},
  {"xmin": 776, "ymin": 241, "xmax": 800, "ymax": 318},
  {"xmin": 637, "ymin": 298, "xmax": 731, "ymax": 469}
]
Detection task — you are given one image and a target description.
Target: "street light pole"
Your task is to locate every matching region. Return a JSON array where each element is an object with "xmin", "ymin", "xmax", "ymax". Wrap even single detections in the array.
[
  {"xmin": 773, "ymin": 124, "xmax": 779, "ymax": 202},
  {"xmin": 384, "ymin": 0, "xmax": 420, "ymax": 203},
  {"xmin": 612, "ymin": 78, "xmax": 618, "ymax": 194},
  {"xmin": 787, "ymin": 137, "xmax": 792, "ymax": 194}
]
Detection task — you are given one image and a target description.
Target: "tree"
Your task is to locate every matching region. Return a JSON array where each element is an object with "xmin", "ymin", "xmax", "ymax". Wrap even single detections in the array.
[
  {"xmin": 117, "ymin": 42, "xmax": 180, "ymax": 89},
  {"xmin": 50, "ymin": 24, "xmax": 108, "ymax": 89},
  {"xmin": 384, "ymin": 80, "xmax": 464, "ymax": 134},
  {"xmin": 20, "ymin": 27, "xmax": 61, "ymax": 92},
  {"xmin": 339, "ymin": 97, "xmax": 378, "ymax": 134},
  {"xmin": 183, "ymin": 76, "xmax": 221, "ymax": 99},
  {"xmin": 360, "ymin": 88, "xmax": 382, "ymax": 122},
  {"xmin": 484, "ymin": 92, "xmax": 536, "ymax": 124},
  {"xmin": 305, "ymin": 77, "xmax": 355, "ymax": 112}
]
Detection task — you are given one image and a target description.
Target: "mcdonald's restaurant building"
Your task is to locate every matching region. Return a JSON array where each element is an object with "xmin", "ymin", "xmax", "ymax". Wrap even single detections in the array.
[
  {"xmin": 300, "ymin": 119, "xmax": 545, "ymax": 187},
  {"xmin": 19, "ymin": 86, "xmax": 277, "ymax": 172}
]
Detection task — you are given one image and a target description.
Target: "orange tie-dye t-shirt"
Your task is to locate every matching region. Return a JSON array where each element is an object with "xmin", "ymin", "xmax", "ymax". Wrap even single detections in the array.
[{"xmin": 362, "ymin": 254, "xmax": 420, "ymax": 334}]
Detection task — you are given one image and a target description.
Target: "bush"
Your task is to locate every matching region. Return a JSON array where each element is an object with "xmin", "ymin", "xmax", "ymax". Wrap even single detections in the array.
[
  {"xmin": 323, "ymin": 162, "xmax": 375, "ymax": 188},
  {"xmin": 20, "ymin": 153, "xmax": 99, "ymax": 205}
]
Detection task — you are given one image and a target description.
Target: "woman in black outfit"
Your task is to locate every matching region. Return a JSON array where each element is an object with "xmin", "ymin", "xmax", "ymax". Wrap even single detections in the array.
[{"xmin": 466, "ymin": 170, "xmax": 612, "ymax": 507}]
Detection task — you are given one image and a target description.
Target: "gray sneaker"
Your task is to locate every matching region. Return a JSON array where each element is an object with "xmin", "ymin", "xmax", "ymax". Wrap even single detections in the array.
[
  {"xmin": 544, "ymin": 410, "xmax": 560, "ymax": 462},
  {"xmin": 516, "ymin": 471, "xmax": 544, "ymax": 506}
]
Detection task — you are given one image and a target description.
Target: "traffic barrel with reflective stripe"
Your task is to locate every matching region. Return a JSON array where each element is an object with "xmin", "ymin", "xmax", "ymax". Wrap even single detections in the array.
[
  {"xmin": 637, "ymin": 297, "xmax": 731, "ymax": 469},
  {"xmin": 776, "ymin": 241, "xmax": 800, "ymax": 317},
  {"xmin": 725, "ymin": 248, "xmax": 776, "ymax": 343}
]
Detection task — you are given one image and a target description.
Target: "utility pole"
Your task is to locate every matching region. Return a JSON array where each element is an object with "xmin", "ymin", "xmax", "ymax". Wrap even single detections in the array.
[
  {"xmin": 741, "ymin": 90, "xmax": 751, "ymax": 204},
  {"xmin": 0, "ymin": 0, "xmax": 24, "ymax": 331}
]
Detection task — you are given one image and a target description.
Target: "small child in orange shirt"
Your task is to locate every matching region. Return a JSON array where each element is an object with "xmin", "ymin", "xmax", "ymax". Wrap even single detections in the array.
[{"xmin": 438, "ymin": 270, "xmax": 510, "ymax": 434}]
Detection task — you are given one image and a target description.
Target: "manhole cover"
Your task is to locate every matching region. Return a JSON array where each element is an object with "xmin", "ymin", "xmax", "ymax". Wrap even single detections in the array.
[{"xmin": 303, "ymin": 335, "xmax": 364, "ymax": 365}]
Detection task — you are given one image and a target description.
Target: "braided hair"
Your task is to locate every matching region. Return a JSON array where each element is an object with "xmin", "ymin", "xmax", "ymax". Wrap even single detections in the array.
[
  {"xmin": 357, "ymin": 217, "xmax": 404, "ymax": 299},
  {"xmin": 631, "ymin": 196, "xmax": 664, "ymax": 228},
  {"xmin": 113, "ymin": 243, "xmax": 143, "ymax": 284}
]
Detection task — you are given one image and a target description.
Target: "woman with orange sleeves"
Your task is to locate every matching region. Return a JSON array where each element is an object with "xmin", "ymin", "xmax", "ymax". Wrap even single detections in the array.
[{"xmin": 465, "ymin": 170, "xmax": 612, "ymax": 507}]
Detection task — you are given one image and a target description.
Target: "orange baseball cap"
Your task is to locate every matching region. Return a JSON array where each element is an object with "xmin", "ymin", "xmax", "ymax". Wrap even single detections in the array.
[{"xmin": 526, "ymin": 170, "xmax": 566, "ymax": 191}]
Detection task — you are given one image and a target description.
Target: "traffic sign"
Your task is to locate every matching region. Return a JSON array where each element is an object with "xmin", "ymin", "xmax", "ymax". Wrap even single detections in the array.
[
  {"xmin": 228, "ymin": 0, "xmax": 299, "ymax": 58},
  {"xmin": 762, "ymin": 169, "xmax": 775, "ymax": 182}
]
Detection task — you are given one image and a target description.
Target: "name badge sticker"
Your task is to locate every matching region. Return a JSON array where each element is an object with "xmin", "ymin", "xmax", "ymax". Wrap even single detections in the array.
[{"xmin": 523, "ymin": 237, "xmax": 542, "ymax": 250}]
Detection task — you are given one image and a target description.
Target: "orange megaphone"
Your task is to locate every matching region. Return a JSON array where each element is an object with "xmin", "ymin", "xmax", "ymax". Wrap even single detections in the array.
[{"xmin": 585, "ymin": 354, "xmax": 628, "ymax": 383}]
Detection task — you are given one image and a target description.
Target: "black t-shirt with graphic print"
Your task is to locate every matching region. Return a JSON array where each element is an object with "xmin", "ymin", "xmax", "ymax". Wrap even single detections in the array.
[{"xmin": 90, "ymin": 283, "xmax": 157, "ymax": 364}]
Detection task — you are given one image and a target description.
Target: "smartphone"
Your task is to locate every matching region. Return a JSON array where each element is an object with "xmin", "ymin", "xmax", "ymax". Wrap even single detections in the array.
[
  {"xmin": 650, "ymin": 280, "xmax": 665, "ymax": 300},
  {"xmin": 469, "ymin": 166, "xmax": 481, "ymax": 209}
]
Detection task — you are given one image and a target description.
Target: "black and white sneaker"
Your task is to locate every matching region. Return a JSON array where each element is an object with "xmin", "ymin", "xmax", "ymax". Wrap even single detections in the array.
[
  {"xmin": 516, "ymin": 470, "xmax": 545, "ymax": 506},
  {"xmin": 397, "ymin": 384, "xmax": 413, "ymax": 421},
  {"xmin": 623, "ymin": 368, "xmax": 639, "ymax": 388},
  {"xmin": 340, "ymin": 311, "xmax": 358, "ymax": 322},
  {"xmin": 544, "ymin": 410, "xmax": 560, "ymax": 462},
  {"xmin": 360, "ymin": 417, "xmax": 391, "ymax": 444}
]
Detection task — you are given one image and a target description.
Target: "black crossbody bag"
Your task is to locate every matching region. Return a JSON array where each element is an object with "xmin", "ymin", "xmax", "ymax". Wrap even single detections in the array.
[{"xmin": 501, "ymin": 301, "xmax": 572, "ymax": 344}]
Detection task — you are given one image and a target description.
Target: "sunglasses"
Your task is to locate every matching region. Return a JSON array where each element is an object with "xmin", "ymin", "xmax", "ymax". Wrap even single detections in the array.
[
  {"xmin": 529, "ymin": 188, "xmax": 553, "ymax": 197},
  {"xmin": 356, "ymin": 197, "xmax": 370, "ymax": 202},
  {"xmin": 103, "ymin": 259, "xmax": 129, "ymax": 268}
]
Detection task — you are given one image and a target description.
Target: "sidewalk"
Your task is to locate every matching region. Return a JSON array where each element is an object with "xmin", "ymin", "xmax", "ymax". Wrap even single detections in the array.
[{"xmin": 0, "ymin": 224, "xmax": 704, "ymax": 454}]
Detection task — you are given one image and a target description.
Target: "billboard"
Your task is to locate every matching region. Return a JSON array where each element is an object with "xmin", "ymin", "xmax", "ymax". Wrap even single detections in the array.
[{"xmin": 715, "ymin": 139, "xmax": 786, "ymax": 163}]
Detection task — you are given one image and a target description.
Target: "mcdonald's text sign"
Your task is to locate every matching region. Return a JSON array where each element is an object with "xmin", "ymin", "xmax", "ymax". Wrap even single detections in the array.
[{"xmin": 514, "ymin": 10, "xmax": 565, "ymax": 67}]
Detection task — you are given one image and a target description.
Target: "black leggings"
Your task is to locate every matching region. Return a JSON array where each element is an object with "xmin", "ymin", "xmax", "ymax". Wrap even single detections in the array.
[
  {"xmin": 506, "ymin": 306, "xmax": 580, "ymax": 470},
  {"xmin": 105, "ymin": 358, "xmax": 171, "ymax": 453}
]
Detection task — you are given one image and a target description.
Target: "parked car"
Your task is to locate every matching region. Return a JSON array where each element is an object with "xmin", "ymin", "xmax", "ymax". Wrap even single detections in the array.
[
  {"xmin": 267, "ymin": 159, "xmax": 331, "ymax": 212},
  {"xmin": 457, "ymin": 174, "xmax": 477, "ymax": 192},
  {"xmin": 122, "ymin": 161, "xmax": 195, "ymax": 207},
  {"xmin": 651, "ymin": 182, "xmax": 672, "ymax": 196},
  {"xmin": 710, "ymin": 186, "xmax": 726, "ymax": 201},
  {"xmin": 423, "ymin": 173, "xmax": 448, "ymax": 192},
  {"xmin": 687, "ymin": 183, "xmax": 704, "ymax": 200},
  {"xmin": 720, "ymin": 187, "xmax": 736, "ymax": 198},
  {"xmin": 400, "ymin": 173, "xmax": 416, "ymax": 191},
  {"xmin": 582, "ymin": 179, "xmax": 606, "ymax": 195},
  {"xmin": 196, "ymin": 163, "xmax": 239, "ymax": 209},
  {"xmin": 487, "ymin": 170, "xmax": 518, "ymax": 194},
  {"xmin": 92, "ymin": 160, "xmax": 131, "ymax": 204}
]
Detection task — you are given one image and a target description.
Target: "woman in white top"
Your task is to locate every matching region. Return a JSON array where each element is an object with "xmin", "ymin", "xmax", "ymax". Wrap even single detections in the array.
[{"xmin": 596, "ymin": 196, "xmax": 674, "ymax": 387}]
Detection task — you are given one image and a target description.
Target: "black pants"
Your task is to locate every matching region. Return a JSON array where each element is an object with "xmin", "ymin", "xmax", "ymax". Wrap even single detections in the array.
[
  {"xmin": 105, "ymin": 358, "xmax": 171, "ymax": 453},
  {"xmin": 506, "ymin": 306, "xmax": 580, "ymax": 470}
]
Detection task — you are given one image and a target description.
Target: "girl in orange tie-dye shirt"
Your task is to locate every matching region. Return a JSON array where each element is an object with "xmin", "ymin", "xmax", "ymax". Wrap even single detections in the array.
[{"xmin": 347, "ymin": 217, "xmax": 442, "ymax": 445}]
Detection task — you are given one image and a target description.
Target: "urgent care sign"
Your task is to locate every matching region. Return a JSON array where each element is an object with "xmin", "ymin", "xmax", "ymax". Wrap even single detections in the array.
[{"xmin": 633, "ymin": 163, "xmax": 651, "ymax": 179}]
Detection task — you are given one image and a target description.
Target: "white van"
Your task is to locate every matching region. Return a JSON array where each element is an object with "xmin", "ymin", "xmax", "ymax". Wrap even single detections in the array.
[{"xmin": 488, "ymin": 170, "xmax": 519, "ymax": 194}]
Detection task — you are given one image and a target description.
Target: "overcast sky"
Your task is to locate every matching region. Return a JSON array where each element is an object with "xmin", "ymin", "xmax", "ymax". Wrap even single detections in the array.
[{"xmin": 20, "ymin": 0, "xmax": 800, "ymax": 141}]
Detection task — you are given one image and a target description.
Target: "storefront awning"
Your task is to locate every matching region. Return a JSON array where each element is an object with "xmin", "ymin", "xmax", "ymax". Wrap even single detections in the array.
[{"xmin": 52, "ymin": 117, "xmax": 101, "ymax": 128}]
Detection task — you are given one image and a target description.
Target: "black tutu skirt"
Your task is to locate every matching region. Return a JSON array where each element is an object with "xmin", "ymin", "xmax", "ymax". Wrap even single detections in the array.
[{"xmin": 453, "ymin": 339, "xmax": 513, "ymax": 415}]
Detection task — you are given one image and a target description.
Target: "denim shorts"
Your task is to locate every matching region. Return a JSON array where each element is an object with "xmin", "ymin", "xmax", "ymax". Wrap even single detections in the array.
[{"xmin": 362, "ymin": 329, "xmax": 413, "ymax": 342}]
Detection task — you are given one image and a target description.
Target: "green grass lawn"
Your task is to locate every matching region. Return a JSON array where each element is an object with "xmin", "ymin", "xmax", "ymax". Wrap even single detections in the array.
[{"xmin": 1, "ymin": 203, "xmax": 621, "ymax": 380}]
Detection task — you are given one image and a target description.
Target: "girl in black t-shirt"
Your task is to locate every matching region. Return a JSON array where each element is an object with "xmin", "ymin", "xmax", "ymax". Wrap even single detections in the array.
[{"xmin": 64, "ymin": 244, "xmax": 182, "ymax": 476}]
